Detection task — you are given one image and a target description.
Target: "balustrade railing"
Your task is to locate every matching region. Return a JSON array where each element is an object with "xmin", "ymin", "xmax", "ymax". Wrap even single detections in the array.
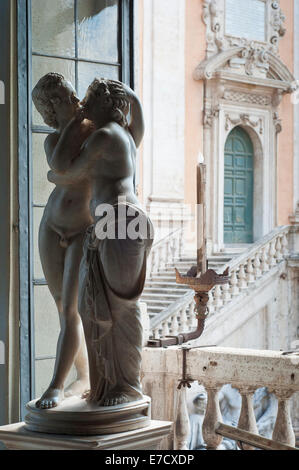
[
  {"xmin": 148, "ymin": 228, "xmax": 184, "ymax": 277},
  {"xmin": 149, "ymin": 225, "xmax": 291, "ymax": 339},
  {"xmin": 141, "ymin": 346, "xmax": 299, "ymax": 450}
]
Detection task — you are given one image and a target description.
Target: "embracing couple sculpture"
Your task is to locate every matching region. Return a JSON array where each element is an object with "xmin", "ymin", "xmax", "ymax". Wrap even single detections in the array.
[{"xmin": 32, "ymin": 73, "xmax": 153, "ymax": 410}]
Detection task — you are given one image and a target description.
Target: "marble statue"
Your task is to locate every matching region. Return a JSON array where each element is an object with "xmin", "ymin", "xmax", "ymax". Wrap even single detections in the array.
[
  {"xmin": 32, "ymin": 73, "xmax": 95, "ymax": 409},
  {"xmin": 218, "ymin": 385, "xmax": 278, "ymax": 449},
  {"xmin": 253, "ymin": 387, "xmax": 278, "ymax": 439},
  {"xmin": 187, "ymin": 384, "xmax": 278, "ymax": 450},
  {"xmin": 187, "ymin": 386, "xmax": 207, "ymax": 450},
  {"xmin": 45, "ymin": 78, "xmax": 153, "ymax": 407},
  {"xmin": 218, "ymin": 384, "xmax": 242, "ymax": 450}
]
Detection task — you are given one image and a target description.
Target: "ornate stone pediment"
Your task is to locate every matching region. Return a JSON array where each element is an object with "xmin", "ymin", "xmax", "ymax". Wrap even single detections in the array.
[
  {"xmin": 194, "ymin": 46, "xmax": 296, "ymax": 92},
  {"xmin": 197, "ymin": 0, "xmax": 296, "ymax": 91},
  {"xmin": 202, "ymin": 0, "xmax": 285, "ymax": 58}
]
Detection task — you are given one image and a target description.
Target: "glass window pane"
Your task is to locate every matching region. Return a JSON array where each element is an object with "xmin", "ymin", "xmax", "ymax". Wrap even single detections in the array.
[
  {"xmin": 32, "ymin": 133, "xmax": 55, "ymax": 206},
  {"xmin": 34, "ymin": 286, "xmax": 60, "ymax": 358},
  {"xmin": 35, "ymin": 358, "xmax": 55, "ymax": 399},
  {"xmin": 78, "ymin": 62, "xmax": 119, "ymax": 100},
  {"xmin": 32, "ymin": 56, "xmax": 76, "ymax": 128},
  {"xmin": 33, "ymin": 207, "xmax": 45, "ymax": 280},
  {"xmin": 32, "ymin": 0, "xmax": 75, "ymax": 57},
  {"xmin": 35, "ymin": 359, "xmax": 76, "ymax": 399},
  {"xmin": 77, "ymin": 0, "xmax": 119, "ymax": 63}
]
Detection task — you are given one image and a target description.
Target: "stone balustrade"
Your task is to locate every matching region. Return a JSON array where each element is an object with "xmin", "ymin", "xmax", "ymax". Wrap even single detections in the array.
[
  {"xmin": 149, "ymin": 225, "xmax": 291, "ymax": 339},
  {"xmin": 148, "ymin": 228, "xmax": 184, "ymax": 277},
  {"xmin": 141, "ymin": 346, "xmax": 299, "ymax": 450},
  {"xmin": 208, "ymin": 225, "xmax": 290, "ymax": 315},
  {"xmin": 151, "ymin": 295, "xmax": 196, "ymax": 340}
]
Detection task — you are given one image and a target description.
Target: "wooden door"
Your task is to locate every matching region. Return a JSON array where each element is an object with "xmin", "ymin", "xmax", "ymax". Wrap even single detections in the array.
[{"xmin": 224, "ymin": 127, "xmax": 254, "ymax": 244}]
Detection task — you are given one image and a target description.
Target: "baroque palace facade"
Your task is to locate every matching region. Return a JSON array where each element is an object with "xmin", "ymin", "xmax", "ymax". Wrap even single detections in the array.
[
  {"xmin": 137, "ymin": 0, "xmax": 299, "ymax": 252},
  {"xmin": 136, "ymin": 0, "xmax": 299, "ymax": 447}
]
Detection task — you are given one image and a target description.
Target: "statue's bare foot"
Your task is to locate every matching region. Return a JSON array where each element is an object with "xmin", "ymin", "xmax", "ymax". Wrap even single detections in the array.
[
  {"xmin": 65, "ymin": 378, "xmax": 90, "ymax": 398},
  {"xmin": 103, "ymin": 392, "xmax": 131, "ymax": 407},
  {"xmin": 81, "ymin": 389, "xmax": 91, "ymax": 400},
  {"xmin": 36, "ymin": 387, "xmax": 64, "ymax": 409}
]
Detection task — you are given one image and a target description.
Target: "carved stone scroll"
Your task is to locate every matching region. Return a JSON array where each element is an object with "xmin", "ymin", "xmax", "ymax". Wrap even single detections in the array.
[{"xmin": 202, "ymin": 0, "xmax": 286, "ymax": 59}]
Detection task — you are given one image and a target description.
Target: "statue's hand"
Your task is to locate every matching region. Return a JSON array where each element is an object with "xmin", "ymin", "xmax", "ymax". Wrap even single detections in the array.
[
  {"xmin": 47, "ymin": 170, "xmax": 57, "ymax": 183},
  {"xmin": 47, "ymin": 170, "xmax": 73, "ymax": 185},
  {"xmin": 74, "ymin": 107, "xmax": 86, "ymax": 123}
]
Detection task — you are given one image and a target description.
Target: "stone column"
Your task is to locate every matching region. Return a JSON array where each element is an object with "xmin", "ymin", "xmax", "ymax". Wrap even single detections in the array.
[{"xmin": 141, "ymin": 0, "xmax": 186, "ymax": 240}]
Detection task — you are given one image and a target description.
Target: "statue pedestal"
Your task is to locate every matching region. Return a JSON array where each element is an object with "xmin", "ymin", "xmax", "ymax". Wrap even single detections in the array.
[
  {"xmin": 0, "ymin": 420, "xmax": 173, "ymax": 450},
  {"xmin": 0, "ymin": 396, "xmax": 172, "ymax": 450},
  {"xmin": 25, "ymin": 396, "xmax": 151, "ymax": 436}
]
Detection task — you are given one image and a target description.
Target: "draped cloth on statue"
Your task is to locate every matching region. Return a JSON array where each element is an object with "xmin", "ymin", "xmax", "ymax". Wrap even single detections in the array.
[{"xmin": 79, "ymin": 203, "xmax": 154, "ymax": 405}]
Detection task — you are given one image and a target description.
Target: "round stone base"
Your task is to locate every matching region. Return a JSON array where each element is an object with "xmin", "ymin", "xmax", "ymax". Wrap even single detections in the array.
[{"xmin": 25, "ymin": 396, "xmax": 151, "ymax": 436}]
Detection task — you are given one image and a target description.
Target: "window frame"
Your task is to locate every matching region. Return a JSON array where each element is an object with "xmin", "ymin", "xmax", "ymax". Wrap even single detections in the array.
[{"xmin": 0, "ymin": 0, "xmax": 13, "ymax": 427}]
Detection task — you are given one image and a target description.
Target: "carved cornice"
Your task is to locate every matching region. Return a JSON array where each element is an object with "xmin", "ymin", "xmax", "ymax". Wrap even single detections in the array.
[
  {"xmin": 266, "ymin": 53, "xmax": 297, "ymax": 86},
  {"xmin": 194, "ymin": 47, "xmax": 243, "ymax": 80},
  {"xmin": 223, "ymin": 90, "xmax": 271, "ymax": 106}
]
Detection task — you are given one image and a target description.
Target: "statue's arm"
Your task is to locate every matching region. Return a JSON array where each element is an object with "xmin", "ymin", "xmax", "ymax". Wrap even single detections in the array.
[
  {"xmin": 52, "ymin": 127, "xmax": 110, "ymax": 179},
  {"xmin": 46, "ymin": 115, "xmax": 84, "ymax": 173},
  {"xmin": 47, "ymin": 170, "xmax": 79, "ymax": 185},
  {"xmin": 44, "ymin": 129, "xmax": 87, "ymax": 182},
  {"xmin": 44, "ymin": 132, "xmax": 60, "ymax": 170},
  {"xmin": 127, "ymin": 92, "xmax": 145, "ymax": 149},
  {"xmin": 109, "ymin": 80, "xmax": 145, "ymax": 148}
]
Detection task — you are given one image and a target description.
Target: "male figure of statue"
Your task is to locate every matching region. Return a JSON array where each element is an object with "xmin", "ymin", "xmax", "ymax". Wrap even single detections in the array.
[
  {"xmin": 32, "ymin": 73, "xmax": 94, "ymax": 408},
  {"xmin": 48, "ymin": 79, "xmax": 153, "ymax": 407}
]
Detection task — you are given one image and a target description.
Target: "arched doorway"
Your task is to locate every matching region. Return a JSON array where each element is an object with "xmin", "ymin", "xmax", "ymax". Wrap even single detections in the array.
[{"xmin": 224, "ymin": 127, "xmax": 254, "ymax": 244}]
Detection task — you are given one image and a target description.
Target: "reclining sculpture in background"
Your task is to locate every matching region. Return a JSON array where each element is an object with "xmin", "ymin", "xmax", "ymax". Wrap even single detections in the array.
[{"xmin": 187, "ymin": 384, "xmax": 278, "ymax": 450}]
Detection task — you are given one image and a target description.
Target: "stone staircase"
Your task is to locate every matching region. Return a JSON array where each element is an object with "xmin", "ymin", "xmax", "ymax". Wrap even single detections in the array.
[
  {"xmin": 145, "ymin": 226, "xmax": 290, "ymax": 339},
  {"xmin": 141, "ymin": 249, "xmax": 244, "ymax": 323}
]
